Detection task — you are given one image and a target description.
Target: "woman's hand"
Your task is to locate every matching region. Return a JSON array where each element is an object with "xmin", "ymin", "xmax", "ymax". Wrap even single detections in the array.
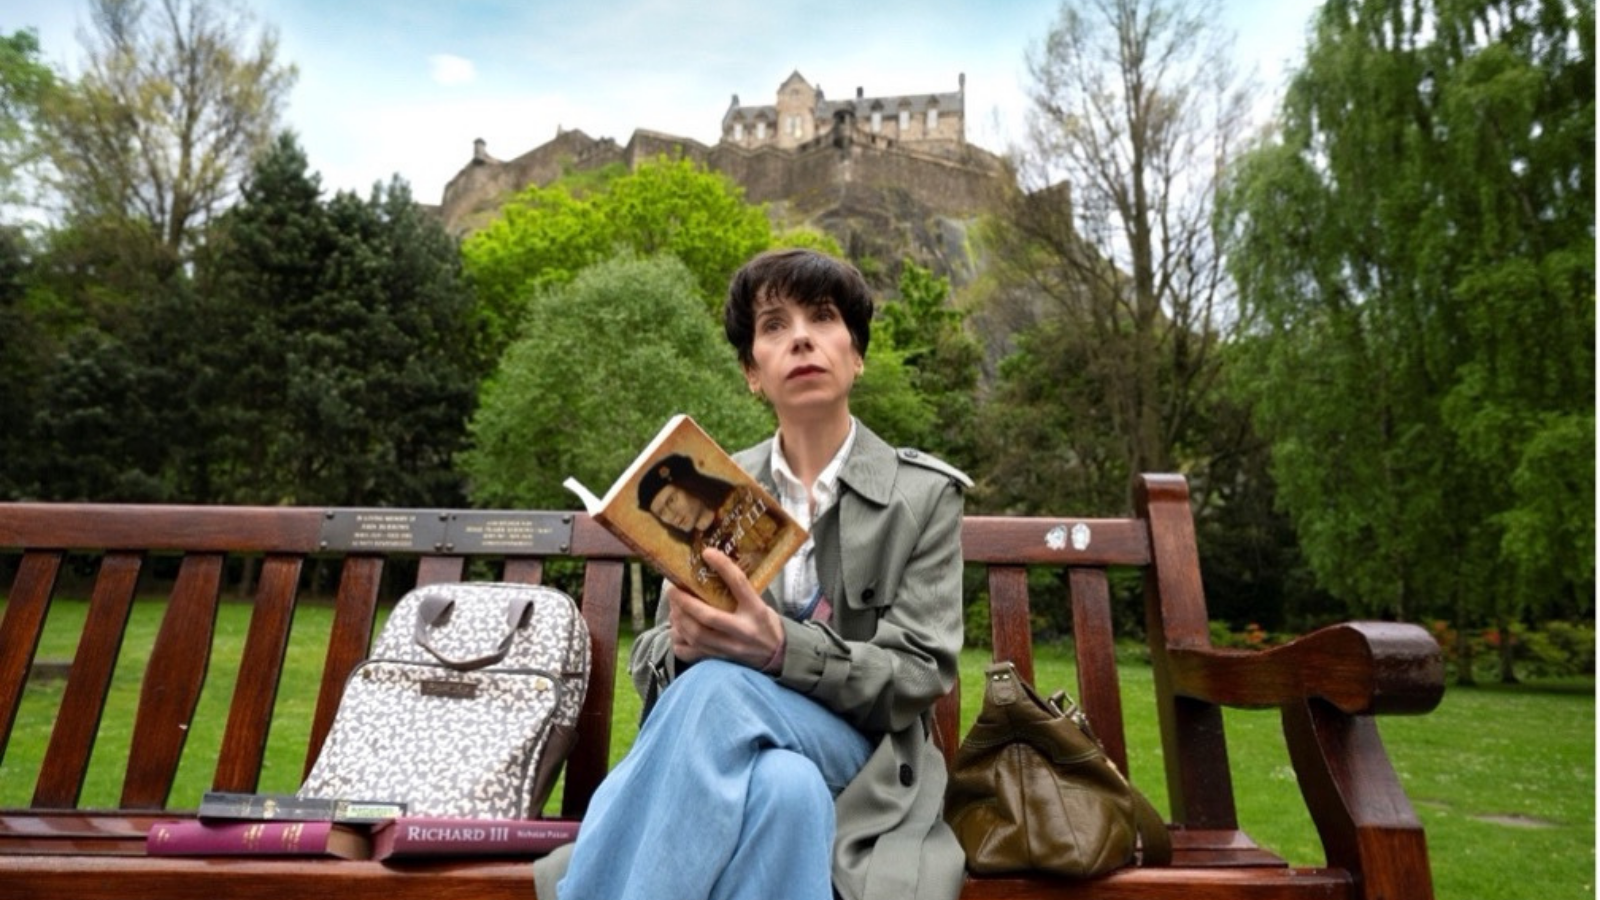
[{"xmin": 667, "ymin": 548, "xmax": 785, "ymax": 670}]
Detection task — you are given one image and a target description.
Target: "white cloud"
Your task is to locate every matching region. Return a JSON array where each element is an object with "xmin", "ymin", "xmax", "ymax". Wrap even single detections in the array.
[{"xmin": 428, "ymin": 54, "xmax": 477, "ymax": 86}]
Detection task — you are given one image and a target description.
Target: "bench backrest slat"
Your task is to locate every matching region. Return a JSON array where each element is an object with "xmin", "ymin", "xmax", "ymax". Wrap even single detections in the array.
[
  {"xmin": 0, "ymin": 551, "xmax": 59, "ymax": 752},
  {"xmin": 214, "ymin": 554, "xmax": 304, "ymax": 793},
  {"xmin": 503, "ymin": 558, "xmax": 545, "ymax": 585},
  {"xmin": 0, "ymin": 503, "xmax": 325, "ymax": 552},
  {"xmin": 418, "ymin": 554, "xmax": 466, "ymax": 585},
  {"xmin": 36, "ymin": 552, "xmax": 142, "ymax": 807},
  {"xmin": 567, "ymin": 559, "xmax": 625, "ymax": 819},
  {"xmin": 123, "ymin": 553, "xmax": 224, "ymax": 809},
  {"xmin": 986, "ymin": 565, "xmax": 1035, "ymax": 684},
  {"xmin": 1068, "ymin": 566, "xmax": 1128, "ymax": 775},
  {"xmin": 305, "ymin": 557, "xmax": 384, "ymax": 778}
]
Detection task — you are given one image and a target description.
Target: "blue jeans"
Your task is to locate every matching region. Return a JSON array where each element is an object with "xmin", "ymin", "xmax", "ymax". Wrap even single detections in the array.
[{"xmin": 557, "ymin": 659, "xmax": 873, "ymax": 900}]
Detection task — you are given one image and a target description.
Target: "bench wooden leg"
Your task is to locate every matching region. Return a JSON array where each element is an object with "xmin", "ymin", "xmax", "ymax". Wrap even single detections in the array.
[{"xmin": 1283, "ymin": 698, "xmax": 1435, "ymax": 900}]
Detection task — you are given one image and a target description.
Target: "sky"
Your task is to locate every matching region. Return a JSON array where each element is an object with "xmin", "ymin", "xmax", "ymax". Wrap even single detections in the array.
[{"xmin": 5, "ymin": 0, "xmax": 1324, "ymax": 206}]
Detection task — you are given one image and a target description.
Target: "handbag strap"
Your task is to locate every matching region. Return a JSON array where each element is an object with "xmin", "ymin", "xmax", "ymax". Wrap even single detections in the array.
[
  {"xmin": 413, "ymin": 592, "xmax": 535, "ymax": 671},
  {"xmin": 1130, "ymin": 783, "xmax": 1172, "ymax": 866}
]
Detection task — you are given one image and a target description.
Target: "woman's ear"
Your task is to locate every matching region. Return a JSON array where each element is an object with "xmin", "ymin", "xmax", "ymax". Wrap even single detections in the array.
[{"xmin": 744, "ymin": 364, "xmax": 762, "ymax": 396}]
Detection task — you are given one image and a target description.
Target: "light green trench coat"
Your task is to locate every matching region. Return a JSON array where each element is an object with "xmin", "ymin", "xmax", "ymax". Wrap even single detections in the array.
[{"xmin": 536, "ymin": 422, "xmax": 970, "ymax": 900}]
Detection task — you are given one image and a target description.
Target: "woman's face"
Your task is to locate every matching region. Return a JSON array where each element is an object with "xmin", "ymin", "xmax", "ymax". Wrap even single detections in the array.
[
  {"xmin": 744, "ymin": 293, "xmax": 862, "ymax": 417},
  {"xmin": 649, "ymin": 484, "xmax": 715, "ymax": 534}
]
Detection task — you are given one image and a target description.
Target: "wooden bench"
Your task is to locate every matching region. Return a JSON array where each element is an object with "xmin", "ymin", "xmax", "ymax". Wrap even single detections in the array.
[{"xmin": 0, "ymin": 473, "xmax": 1444, "ymax": 900}]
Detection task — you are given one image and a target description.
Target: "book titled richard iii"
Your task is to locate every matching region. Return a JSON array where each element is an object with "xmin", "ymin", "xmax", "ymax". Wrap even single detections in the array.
[
  {"xmin": 564, "ymin": 414, "xmax": 807, "ymax": 612},
  {"xmin": 146, "ymin": 820, "xmax": 371, "ymax": 859},
  {"xmin": 371, "ymin": 817, "xmax": 579, "ymax": 860}
]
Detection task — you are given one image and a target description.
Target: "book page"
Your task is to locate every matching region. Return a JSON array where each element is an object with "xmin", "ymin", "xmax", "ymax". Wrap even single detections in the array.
[{"xmin": 562, "ymin": 477, "xmax": 603, "ymax": 514}]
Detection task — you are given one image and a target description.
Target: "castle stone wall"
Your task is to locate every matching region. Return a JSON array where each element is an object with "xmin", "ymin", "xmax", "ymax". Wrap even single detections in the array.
[
  {"xmin": 440, "ymin": 128, "xmax": 626, "ymax": 230},
  {"xmin": 438, "ymin": 124, "xmax": 1008, "ymax": 235}
]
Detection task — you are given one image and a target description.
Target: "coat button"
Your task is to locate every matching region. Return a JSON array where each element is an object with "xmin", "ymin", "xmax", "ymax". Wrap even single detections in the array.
[
  {"xmin": 861, "ymin": 588, "xmax": 875, "ymax": 602},
  {"xmin": 898, "ymin": 764, "xmax": 914, "ymax": 786}
]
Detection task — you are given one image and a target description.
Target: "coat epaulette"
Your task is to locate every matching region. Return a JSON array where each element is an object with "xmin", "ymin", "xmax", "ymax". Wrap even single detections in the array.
[{"xmin": 896, "ymin": 448, "xmax": 973, "ymax": 490}]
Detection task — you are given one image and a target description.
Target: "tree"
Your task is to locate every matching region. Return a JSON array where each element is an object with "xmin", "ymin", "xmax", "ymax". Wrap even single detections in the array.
[
  {"xmin": 461, "ymin": 253, "xmax": 773, "ymax": 629},
  {"xmin": 975, "ymin": 316, "xmax": 1130, "ymax": 515},
  {"xmin": 0, "ymin": 29, "xmax": 54, "ymax": 210},
  {"xmin": 596, "ymin": 156, "xmax": 775, "ymax": 306},
  {"xmin": 875, "ymin": 260, "xmax": 983, "ymax": 471},
  {"xmin": 1219, "ymin": 0, "xmax": 1594, "ymax": 678},
  {"xmin": 38, "ymin": 0, "xmax": 296, "ymax": 259},
  {"xmin": 0, "ymin": 225, "xmax": 49, "ymax": 498},
  {"xmin": 462, "ymin": 155, "xmax": 773, "ymax": 355},
  {"xmin": 194, "ymin": 134, "xmax": 482, "ymax": 506},
  {"xmin": 461, "ymin": 253, "xmax": 771, "ymax": 511},
  {"xmin": 982, "ymin": 0, "xmax": 1256, "ymax": 505}
]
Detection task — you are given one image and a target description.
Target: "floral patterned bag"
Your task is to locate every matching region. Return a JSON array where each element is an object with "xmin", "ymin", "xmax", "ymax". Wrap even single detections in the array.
[{"xmin": 298, "ymin": 582, "xmax": 589, "ymax": 819}]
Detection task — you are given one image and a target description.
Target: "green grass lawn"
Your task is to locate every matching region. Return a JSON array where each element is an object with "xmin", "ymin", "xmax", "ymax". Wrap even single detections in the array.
[{"xmin": 1, "ymin": 599, "xmax": 1592, "ymax": 899}]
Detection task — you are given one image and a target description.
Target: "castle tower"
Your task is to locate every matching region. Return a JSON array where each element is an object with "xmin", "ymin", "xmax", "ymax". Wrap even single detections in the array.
[{"xmin": 773, "ymin": 71, "xmax": 818, "ymax": 150}]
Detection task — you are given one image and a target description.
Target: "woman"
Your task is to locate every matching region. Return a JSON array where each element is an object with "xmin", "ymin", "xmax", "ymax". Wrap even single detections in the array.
[{"xmin": 535, "ymin": 248, "xmax": 970, "ymax": 900}]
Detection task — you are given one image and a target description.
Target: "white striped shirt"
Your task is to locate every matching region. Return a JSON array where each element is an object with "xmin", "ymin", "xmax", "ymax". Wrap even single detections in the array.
[{"xmin": 768, "ymin": 419, "xmax": 857, "ymax": 618}]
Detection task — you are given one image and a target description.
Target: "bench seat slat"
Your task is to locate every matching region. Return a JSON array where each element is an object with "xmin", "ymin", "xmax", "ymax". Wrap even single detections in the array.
[
  {"xmin": 0, "ymin": 855, "xmax": 1354, "ymax": 900},
  {"xmin": 214, "ymin": 555, "xmax": 305, "ymax": 793},
  {"xmin": 34, "ymin": 553, "xmax": 142, "ymax": 808},
  {"xmin": 122, "ymin": 553, "xmax": 225, "ymax": 809}
]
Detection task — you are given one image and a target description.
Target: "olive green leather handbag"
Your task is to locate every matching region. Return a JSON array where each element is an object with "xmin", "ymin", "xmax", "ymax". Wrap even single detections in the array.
[{"xmin": 944, "ymin": 661, "xmax": 1172, "ymax": 878}]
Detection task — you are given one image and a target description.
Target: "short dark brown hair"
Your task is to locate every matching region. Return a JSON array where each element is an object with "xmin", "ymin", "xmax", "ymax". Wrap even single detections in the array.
[{"xmin": 723, "ymin": 248, "xmax": 873, "ymax": 367}]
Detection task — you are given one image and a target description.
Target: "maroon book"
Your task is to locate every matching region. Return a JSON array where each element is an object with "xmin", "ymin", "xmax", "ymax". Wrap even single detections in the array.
[
  {"xmin": 145, "ymin": 820, "xmax": 370, "ymax": 859},
  {"xmin": 371, "ymin": 817, "xmax": 579, "ymax": 860}
]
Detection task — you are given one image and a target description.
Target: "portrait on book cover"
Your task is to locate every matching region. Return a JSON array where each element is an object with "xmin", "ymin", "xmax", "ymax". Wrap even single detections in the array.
[{"xmin": 620, "ymin": 450, "xmax": 788, "ymax": 609}]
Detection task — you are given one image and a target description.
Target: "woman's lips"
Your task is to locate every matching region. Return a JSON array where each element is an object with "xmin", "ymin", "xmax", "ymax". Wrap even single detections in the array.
[{"xmin": 787, "ymin": 365, "xmax": 825, "ymax": 380}]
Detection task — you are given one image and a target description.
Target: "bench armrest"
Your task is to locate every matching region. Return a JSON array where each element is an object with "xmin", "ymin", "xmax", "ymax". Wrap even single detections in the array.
[{"xmin": 1166, "ymin": 621, "xmax": 1445, "ymax": 715}]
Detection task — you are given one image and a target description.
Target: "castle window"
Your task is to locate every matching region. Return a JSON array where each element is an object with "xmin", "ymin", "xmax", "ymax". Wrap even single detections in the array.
[
  {"xmin": 899, "ymin": 110, "xmax": 910, "ymax": 132},
  {"xmin": 733, "ymin": 122, "xmax": 744, "ymax": 141},
  {"xmin": 926, "ymin": 108, "xmax": 939, "ymax": 131},
  {"xmin": 871, "ymin": 110, "xmax": 882, "ymax": 133},
  {"xmin": 788, "ymin": 115, "xmax": 802, "ymax": 137},
  {"xmin": 757, "ymin": 121, "xmax": 767, "ymax": 140}
]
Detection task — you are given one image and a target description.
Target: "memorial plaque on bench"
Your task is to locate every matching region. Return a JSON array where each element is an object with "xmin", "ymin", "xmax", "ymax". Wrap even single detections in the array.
[
  {"xmin": 318, "ymin": 509, "xmax": 449, "ymax": 553},
  {"xmin": 445, "ymin": 511, "xmax": 574, "ymax": 555},
  {"xmin": 318, "ymin": 510, "xmax": 573, "ymax": 554}
]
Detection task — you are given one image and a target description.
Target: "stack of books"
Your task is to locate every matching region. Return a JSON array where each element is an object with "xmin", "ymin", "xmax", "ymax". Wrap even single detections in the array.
[{"xmin": 144, "ymin": 791, "xmax": 578, "ymax": 861}]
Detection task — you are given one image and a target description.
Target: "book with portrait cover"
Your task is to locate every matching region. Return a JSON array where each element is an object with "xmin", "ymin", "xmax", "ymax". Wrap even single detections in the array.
[
  {"xmin": 370, "ymin": 816, "xmax": 579, "ymax": 860},
  {"xmin": 564, "ymin": 414, "xmax": 807, "ymax": 612},
  {"xmin": 145, "ymin": 819, "xmax": 371, "ymax": 859}
]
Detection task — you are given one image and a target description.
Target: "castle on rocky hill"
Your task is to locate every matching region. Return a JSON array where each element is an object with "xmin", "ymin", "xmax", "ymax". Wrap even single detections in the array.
[{"xmin": 436, "ymin": 71, "xmax": 1009, "ymax": 238}]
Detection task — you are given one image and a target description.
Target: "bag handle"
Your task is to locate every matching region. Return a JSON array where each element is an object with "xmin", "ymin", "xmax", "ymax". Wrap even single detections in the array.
[{"xmin": 413, "ymin": 593, "xmax": 535, "ymax": 671}]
